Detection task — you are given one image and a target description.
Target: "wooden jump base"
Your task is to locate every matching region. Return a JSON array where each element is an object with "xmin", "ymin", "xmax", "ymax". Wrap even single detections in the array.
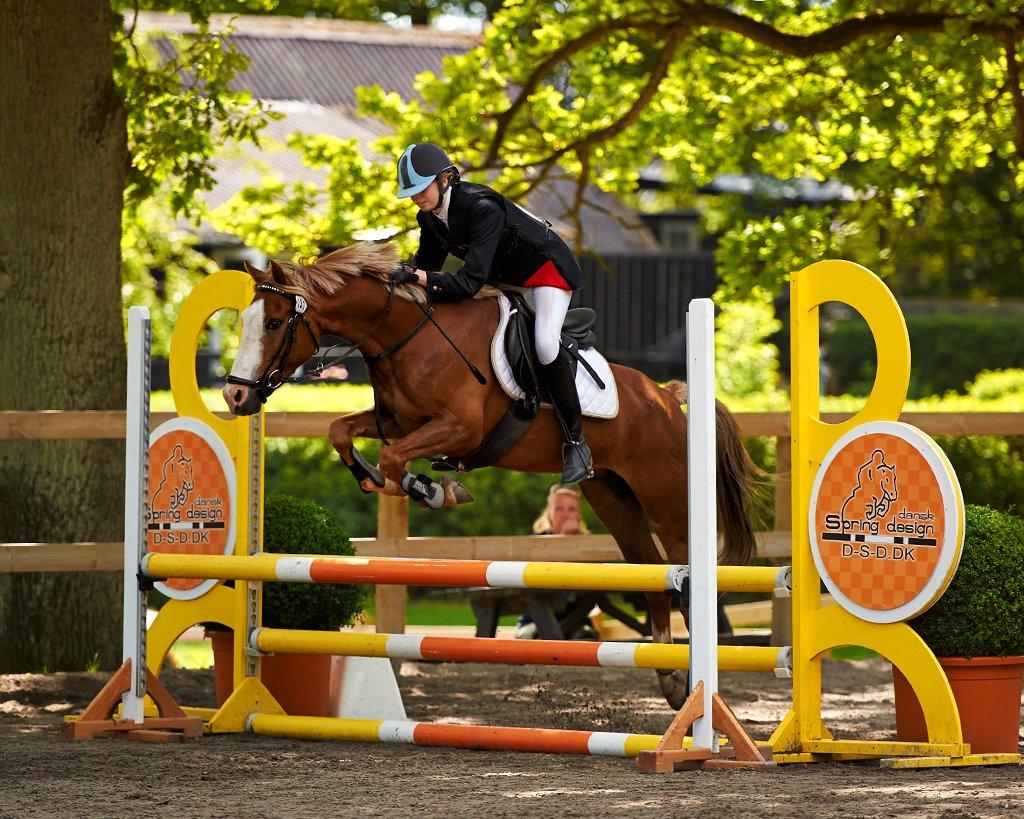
[
  {"xmin": 142, "ymin": 552, "xmax": 788, "ymax": 595},
  {"xmin": 251, "ymin": 628, "xmax": 792, "ymax": 674}
]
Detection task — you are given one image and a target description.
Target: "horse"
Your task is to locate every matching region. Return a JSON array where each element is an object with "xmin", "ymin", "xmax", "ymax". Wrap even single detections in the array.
[{"xmin": 221, "ymin": 242, "xmax": 761, "ymax": 709}]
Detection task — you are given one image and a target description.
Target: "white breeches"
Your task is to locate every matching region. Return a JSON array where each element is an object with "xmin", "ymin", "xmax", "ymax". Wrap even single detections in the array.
[{"xmin": 527, "ymin": 286, "xmax": 572, "ymax": 365}]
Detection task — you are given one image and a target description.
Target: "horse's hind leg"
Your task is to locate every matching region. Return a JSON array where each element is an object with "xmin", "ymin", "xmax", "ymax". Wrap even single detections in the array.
[{"xmin": 581, "ymin": 471, "xmax": 688, "ymax": 710}]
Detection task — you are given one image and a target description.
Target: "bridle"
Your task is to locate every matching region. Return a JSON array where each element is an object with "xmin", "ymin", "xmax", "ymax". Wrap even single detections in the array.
[
  {"xmin": 226, "ymin": 273, "xmax": 485, "ymax": 407},
  {"xmin": 225, "ymin": 284, "xmax": 324, "ymax": 404}
]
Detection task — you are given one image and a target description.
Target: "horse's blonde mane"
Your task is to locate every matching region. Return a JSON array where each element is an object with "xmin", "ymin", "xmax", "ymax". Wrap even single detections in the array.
[{"xmin": 270, "ymin": 241, "xmax": 501, "ymax": 305}]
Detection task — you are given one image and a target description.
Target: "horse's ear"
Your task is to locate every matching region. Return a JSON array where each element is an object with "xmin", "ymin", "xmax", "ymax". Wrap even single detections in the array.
[
  {"xmin": 268, "ymin": 259, "xmax": 288, "ymax": 286},
  {"xmin": 242, "ymin": 260, "xmax": 265, "ymax": 280}
]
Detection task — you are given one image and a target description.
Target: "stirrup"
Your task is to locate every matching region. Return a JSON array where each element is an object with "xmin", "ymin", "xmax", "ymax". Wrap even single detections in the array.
[{"xmin": 561, "ymin": 439, "xmax": 594, "ymax": 485}]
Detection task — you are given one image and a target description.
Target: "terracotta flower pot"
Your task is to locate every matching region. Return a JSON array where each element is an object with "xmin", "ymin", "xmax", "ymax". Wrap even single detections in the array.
[
  {"xmin": 892, "ymin": 656, "xmax": 1024, "ymax": 754},
  {"xmin": 207, "ymin": 628, "xmax": 342, "ymax": 717}
]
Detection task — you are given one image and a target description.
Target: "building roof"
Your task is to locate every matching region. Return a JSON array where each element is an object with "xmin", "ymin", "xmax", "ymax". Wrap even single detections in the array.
[
  {"xmin": 141, "ymin": 13, "xmax": 657, "ymax": 252},
  {"xmin": 142, "ymin": 13, "xmax": 478, "ymax": 111}
]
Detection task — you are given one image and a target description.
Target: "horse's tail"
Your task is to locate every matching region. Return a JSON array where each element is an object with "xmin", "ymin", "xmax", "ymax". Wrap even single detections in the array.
[
  {"xmin": 663, "ymin": 380, "xmax": 761, "ymax": 566},
  {"xmin": 714, "ymin": 400, "xmax": 761, "ymax": 566}
]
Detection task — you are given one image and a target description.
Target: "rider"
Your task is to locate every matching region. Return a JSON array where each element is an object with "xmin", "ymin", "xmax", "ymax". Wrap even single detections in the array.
[{"xmin": 392, "ymin": 142, "xmax": 593, "ymax": 484}]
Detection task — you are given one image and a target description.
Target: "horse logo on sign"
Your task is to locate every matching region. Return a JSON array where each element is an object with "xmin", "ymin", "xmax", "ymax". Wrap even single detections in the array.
[
  {"xmin": 840, "ymin": 448, "xmax": 898, "ymax": 529},
  {"xmin": 153, "ymin": 444, "xmax": 195, "ymax": 512}
]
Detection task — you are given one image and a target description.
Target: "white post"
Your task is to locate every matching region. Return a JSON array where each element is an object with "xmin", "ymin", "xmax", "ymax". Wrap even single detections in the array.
[
  {"xmin": 687, "ymin": 298, "xmax": 717, "ymax": 751},
  {"xmin": 121, "ymin": 306, "xmax": 151, "ymax": 723}
]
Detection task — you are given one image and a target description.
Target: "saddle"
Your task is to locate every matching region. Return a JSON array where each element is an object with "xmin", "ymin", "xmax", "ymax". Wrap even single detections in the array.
[{"xmin": 502, "ymin": 290, "xmax": 598, "ymax": 398}]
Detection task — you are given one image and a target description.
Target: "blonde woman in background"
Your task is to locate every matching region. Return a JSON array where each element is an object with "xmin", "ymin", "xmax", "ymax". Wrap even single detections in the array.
[
  {"xmin": 532, "ymin": 483, "xmax": 590, "ymax": 536},
  {"xmin": 516, "ymin": 484, "xmax": 591, "ymax": 638}
]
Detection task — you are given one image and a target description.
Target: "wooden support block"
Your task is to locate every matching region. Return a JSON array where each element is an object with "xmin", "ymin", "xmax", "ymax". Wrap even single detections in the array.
[
  {"xmin": 637, "ymin": 681, "xmax": 775, "ymax": 773},
  {"xmin": 61, "ymin": 660, "xmax": 202, "ymax": 742}
]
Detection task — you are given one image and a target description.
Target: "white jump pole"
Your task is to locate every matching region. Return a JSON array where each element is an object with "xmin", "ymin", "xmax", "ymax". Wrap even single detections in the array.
[
  {"xmin": 121, "ymin": 306, "xmax": 151, "ymax": 723},
  {"xmin": 687, "ymin": 298, "xmax": 717, "ymax": 752}
]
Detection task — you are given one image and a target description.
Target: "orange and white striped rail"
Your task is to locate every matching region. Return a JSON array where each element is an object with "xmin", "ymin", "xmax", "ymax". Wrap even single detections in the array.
[
  {"xmin": 247, "ymin": 713, "xmax": 666, "ymax": 757},
  {"xmin": 141, "ymin": 552, "xmax": 788, "ymax": 594},
  {"xmin": 251, "ymin": 628, "xmax": 792, "ymax": 674}
]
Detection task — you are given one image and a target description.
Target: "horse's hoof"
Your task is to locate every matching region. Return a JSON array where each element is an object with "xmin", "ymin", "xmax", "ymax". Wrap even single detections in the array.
[
  {"xmin": 441, "ymin": 477, "xmax": 474, "ymax": 506},
  {"xmin": 658, "ymin": 669, "xmax": 688, "ymax": 711}
]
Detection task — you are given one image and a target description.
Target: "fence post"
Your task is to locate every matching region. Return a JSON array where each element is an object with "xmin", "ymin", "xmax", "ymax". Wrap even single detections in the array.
[
  {"xmin": 771, "ymin": 435, "xmax": 792, "ymax": 646},
  {"xmin": 374, "ymin": 494, "xmax": 408, "ymax": 635}
]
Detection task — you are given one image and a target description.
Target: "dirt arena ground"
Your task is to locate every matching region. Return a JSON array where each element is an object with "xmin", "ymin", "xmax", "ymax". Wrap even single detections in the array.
[{"xmin": 1, "ymin": 659, "xmax": 1021, "ymax": 818}]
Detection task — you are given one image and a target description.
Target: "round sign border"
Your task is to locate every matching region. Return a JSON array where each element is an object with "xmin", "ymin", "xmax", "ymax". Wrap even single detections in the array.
[
  {"xmin": 149, "ymin": 416, "xmax": 236, "ymax": 601},
  {"xmin": 807, "ymin": 420, "xmax": 963, "ymax": 624}
]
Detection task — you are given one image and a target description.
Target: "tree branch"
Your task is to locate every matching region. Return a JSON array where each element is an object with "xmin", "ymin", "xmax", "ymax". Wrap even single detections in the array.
[
  {"xmin": 1003, "ymin": 39, "xmax": 1024, "ymax": 158},
  {"xmin": 685, "ymin": 1, "xmax": 1024, "ymax": 57},
  {"xmin": 481, "ymin": 17, "xmax": 667, "ymax": 167}
]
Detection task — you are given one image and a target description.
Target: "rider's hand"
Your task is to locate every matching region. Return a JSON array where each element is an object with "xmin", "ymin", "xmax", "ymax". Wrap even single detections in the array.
[{"xmin": 391, "ymin": 262, "xmax": 424, "ymax": 286}]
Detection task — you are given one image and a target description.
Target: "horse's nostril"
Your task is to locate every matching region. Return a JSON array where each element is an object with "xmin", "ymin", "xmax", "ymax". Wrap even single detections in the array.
[{"xmin": 232, "ymin": 389, "xmax": 242, "ymax": 403}]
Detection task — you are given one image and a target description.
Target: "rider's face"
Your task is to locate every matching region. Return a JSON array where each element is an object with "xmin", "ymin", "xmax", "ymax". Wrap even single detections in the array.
[{"xmin": 410, "ymin": 179, "xmax": 441, "ymax": 211}]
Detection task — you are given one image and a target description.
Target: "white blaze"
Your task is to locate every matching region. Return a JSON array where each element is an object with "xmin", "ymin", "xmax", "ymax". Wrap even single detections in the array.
[{"xmin": 231, "ymin": 300, "xmax": 265, "ymax": 380}]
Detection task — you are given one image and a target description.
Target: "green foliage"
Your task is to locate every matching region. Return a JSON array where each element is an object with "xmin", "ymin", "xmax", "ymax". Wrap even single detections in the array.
[
  {"xmin": 825, "ymin": 314, "xmax": 1024, "ymax": 398},
  {"xmin": 112, "ymin": 9, "xmax": 273, "ymax": 216},
  {"xmin": 715, "ymin": 293, "xmax": 781, "ymax": 398},
  {"xmin": 909, "ymin": 505, "xmax": 1024, "ymax": 658},
  {"xmin": 209, "ymin": 133, "xmax": 414, "ymax": 256},
  {"xmin": 121, "ymin": 201, "xmax": 221, "ymax": 356},
  {"xmin": 936, "ymin": 436, "xmax": 1024, "ymax": 514},
  {"xmin": 966, "ymin": 369, "xmax": 1024, "ymax": 401},
  {"xmin": 261, "ymin": 493, "xmax": 367, "ymax": 629},
  {"xmin": 348, "ymin": 1, "xmax": 1024, "ymax": 298}
]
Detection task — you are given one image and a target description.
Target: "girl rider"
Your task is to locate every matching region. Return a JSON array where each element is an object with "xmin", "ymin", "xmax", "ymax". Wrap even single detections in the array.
[{"xmin": 391, "ymin": 143, "xmax": 593, "ymax": 485}]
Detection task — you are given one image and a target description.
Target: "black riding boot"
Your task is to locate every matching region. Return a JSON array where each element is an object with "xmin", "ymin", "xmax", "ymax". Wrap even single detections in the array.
[{"xmin": 539, "ymin": 351, "xmax": 594, "ymax": 484}]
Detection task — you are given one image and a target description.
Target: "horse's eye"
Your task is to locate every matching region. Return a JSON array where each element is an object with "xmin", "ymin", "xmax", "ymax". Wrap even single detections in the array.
[{"xmin": 266, "ymin": 319, "xmax": 282, "ymax": 331}]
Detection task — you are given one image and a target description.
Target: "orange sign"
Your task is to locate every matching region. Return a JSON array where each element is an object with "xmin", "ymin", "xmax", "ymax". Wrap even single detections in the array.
[
  {"xmin": 148, "ymin": 418, "xmax": 235, "ymax": 601},
  {"xmin": 808, "ymin": 421, "xmax": 963, "ymax": 624}
]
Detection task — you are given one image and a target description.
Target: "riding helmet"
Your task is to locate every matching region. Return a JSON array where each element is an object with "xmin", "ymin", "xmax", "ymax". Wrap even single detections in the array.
[{"xmin": 396, "ymin": 143, "xmax": 456, "ymax": 198}]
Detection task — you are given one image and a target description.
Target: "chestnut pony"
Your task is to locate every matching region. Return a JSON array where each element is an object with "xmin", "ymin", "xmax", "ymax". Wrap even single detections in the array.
[{"xmin": 222, "ymin": 243, "xmax": 759, "ymax": 708}]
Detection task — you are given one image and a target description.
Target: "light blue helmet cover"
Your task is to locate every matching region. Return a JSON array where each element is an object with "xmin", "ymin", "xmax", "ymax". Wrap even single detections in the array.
[{"xmin": 396, "ymin": 143, "xmax": 451, "ymax": 198}]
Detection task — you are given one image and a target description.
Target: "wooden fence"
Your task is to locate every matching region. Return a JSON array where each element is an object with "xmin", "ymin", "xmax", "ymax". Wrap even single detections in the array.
[{"xmin": 2, "ymin": 409, "xmax": 1021, "ymax": 643}]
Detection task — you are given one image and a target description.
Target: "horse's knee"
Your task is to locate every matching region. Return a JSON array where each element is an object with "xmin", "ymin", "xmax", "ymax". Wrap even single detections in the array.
[{"xmin": 328, "ymin": 418, "xmax": 352, "ymax": 450}]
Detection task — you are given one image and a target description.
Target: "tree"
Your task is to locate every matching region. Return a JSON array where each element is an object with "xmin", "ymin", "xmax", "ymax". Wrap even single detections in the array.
[
  {"xmin": 357, "ymin": 0, "xmax": 1024, "ymax": 298},
  {"xmin": 0, "ymin": 1, "xmax": 268, "ymax": 671}
]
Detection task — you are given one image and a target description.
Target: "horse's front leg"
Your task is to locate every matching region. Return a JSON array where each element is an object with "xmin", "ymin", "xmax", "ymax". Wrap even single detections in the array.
[
  {"xmin": 378, "ymin": 410, "xmax": 475, "ymax": 509},
  {"xmin": 328, "ymin": 408, "xmax": 405, "ymax": 496}
]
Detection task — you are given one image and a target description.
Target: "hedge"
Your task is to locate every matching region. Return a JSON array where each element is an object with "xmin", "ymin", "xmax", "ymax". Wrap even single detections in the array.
[{"xmin": 825, "ymin": 314, "xmax": 1024, "ymax": 398}]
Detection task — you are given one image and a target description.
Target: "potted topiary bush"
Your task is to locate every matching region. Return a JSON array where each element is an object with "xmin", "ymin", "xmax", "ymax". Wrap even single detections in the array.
[
  {"xmin": 209, "ymin": 493, "xmax": 366, "ymax": 716},
  {"xmin": 893, "ymin": 504, "xmax": 1024, "ymax": 753}
]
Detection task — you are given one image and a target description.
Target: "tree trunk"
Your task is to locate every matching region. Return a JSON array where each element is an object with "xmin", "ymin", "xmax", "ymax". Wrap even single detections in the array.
[{"xmin": 0, "ymin": 1, "xmax": 127, "ymax": 671}]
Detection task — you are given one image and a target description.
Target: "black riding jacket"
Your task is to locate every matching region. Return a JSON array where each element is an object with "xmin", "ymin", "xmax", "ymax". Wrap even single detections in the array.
[{"xmin": 412, "ymin": 182, "xmax": 583, "ymax": 300}]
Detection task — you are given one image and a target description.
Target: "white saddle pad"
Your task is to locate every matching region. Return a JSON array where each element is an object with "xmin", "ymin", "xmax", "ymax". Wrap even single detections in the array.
[{"xmin": 490, "ymin": 295, "xmax": 619, "ymax": 419}]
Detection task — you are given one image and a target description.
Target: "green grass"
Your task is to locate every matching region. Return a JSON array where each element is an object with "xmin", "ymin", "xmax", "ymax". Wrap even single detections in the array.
[
  {"xmin": 169, "ymin": 640, "xmax": 214, "ymax": 669},
  {"xmin": 829, "ymin": 645, "xmax": 880, "ymax": 661},
  {"xmin": 370, "ymin": 598, "xmax": 520, "ymax": 627}
]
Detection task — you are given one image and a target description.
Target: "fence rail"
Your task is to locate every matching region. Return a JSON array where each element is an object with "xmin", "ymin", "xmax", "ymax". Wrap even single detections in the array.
[{"xmin": 4, "ymin": 410, "xmax": 1021, "ymax": 441}]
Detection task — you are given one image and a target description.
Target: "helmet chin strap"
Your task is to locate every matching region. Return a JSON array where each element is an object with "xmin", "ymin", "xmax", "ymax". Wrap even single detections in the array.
[{"xmin": 433, "ymin": 168, "xmax": 459, "ymax": 204}]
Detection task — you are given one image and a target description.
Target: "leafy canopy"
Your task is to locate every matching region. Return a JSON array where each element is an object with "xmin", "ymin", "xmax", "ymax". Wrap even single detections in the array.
[{"xmin": 356, "ymin": 0, "xmax": 1024, "ymax": 296}]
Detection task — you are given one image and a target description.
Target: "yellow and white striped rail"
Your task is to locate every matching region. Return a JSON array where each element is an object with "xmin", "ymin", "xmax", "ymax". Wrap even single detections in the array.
[{"xmin": 142, "ymin": 552, "xmax": 789, "ymax": 594}]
